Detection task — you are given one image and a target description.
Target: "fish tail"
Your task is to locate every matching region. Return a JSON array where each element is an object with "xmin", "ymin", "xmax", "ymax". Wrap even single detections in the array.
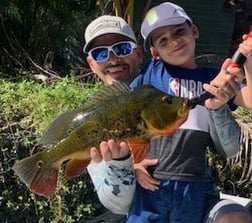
[{"xmin": 12, "ymin": 152, "xmax": 59, "ymax": 197}]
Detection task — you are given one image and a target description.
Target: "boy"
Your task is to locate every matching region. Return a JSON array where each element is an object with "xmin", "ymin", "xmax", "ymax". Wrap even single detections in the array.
[{"xmin": 127, "ymin": 2, "xmax": 252, "ymax": 222}]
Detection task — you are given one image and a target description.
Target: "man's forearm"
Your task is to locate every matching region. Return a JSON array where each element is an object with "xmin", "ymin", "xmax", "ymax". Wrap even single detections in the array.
[
  {"xmin": 209, "ymin": 104, "xmax": 241, "ymax": 158},
  {"xmin": 87, "ymin": 157, "xmax": 136, "ymax": 214}
]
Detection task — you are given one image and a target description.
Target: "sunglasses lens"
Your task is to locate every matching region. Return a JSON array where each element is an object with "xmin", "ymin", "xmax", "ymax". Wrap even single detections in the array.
[
  {"xmin": 89, "ymin": 41, "xmax": 136, "ymax": 62},
  {"xmin": 112, "ymin": 42, "xmax": 132, "ymax": 57},
  {"xmin": 90, "ymin": 48, "xmax": 108, "ymax": 62}
]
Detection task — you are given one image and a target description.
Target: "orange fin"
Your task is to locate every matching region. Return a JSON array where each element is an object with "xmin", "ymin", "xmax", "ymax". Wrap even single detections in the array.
[
  {"xmin": 127, "ymin": 139, "xmax": 150, "ymax": 163},
  {"xmin": 30, "ymin": 169, "xmax": 58, "ymax": 196},
  {"xmin": 65, "ymin": 159, "xmax": 90, "ymax": 179}
]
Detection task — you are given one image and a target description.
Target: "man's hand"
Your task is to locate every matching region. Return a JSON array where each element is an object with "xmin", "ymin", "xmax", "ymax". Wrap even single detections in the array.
[
  {"xmin": 90, "ymin": 139, "xmax": 130, "ymax": 162},
  {"xmin": 134, "ymin": 159, "xmax": 160, "ymax": 191},
  {"xmin": 203, "ymin": 58, "xmax": 244, "ymax": 110}
]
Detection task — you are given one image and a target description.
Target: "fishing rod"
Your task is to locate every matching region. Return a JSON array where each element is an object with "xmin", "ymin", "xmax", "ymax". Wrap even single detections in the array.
[{"xmin": 189, "ymin": 26, "xmax": 252, "ymax": 108}]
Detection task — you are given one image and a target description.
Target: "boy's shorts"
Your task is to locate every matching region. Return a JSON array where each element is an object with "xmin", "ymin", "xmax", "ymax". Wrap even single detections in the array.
[
  {"xmin": 127, "ymin": 180, "xmax": 252, "ymax": 223},
  {"xmin": 127, "ymin": 180, "xmax": 208, "ymax": 223}
]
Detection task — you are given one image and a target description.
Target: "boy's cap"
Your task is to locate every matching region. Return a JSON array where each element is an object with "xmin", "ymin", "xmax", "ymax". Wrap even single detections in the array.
[
  {"xmin": 83, "ymin": 15, "xmax": 137, "ymax": 53},
  {"xmin": 141, "ymin": 2, "xmax": 192, "ymax": 50}
]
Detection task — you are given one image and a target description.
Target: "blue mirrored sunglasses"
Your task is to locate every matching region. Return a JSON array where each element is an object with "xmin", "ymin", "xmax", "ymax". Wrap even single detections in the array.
[{"xmin": 88, "ymin": 41, "xmax": 137, "ymax": 62}]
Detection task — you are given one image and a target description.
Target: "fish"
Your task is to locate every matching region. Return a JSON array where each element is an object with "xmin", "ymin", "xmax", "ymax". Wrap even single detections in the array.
[{"xmin": 12, "ymin": 82, "xmax": 191, "ymax": 197}]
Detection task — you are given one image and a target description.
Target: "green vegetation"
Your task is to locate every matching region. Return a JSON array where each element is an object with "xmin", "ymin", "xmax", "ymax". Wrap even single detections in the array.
[
  {"xmin": 0, "ymin": 77, "xmax": 106, "ymax": 223},
  {"xmin": 209, "ymin": 108, "xmax": 252, "ymax": 199}
]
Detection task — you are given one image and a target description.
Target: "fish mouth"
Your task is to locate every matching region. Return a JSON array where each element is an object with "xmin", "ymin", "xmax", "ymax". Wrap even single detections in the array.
[
  {"xmin": 178, "ymin": 98, "xmax": 191, "ymax": 117},
  {"xmin": 187, "ymin": 98, "xmax": 198, "ymax": 109}
]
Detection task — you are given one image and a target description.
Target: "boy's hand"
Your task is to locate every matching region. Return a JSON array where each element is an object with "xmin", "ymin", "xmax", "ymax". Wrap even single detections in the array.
[
  {"xmin": 90, "ymin": 139, "xmax": 130, "ymax": 162},
  {"xmin": 203, "ymin": 58, "xmax": 244, "ymax": 110},
  {"xmin": 134, "ymin": 159, "xmax": 160, "ymax": 191}
]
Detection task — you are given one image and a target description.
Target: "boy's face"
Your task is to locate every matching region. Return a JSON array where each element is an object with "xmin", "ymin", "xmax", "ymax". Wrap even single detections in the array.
[
  {"xmin": 151, "ymin": 23, "xmax": 199, "ymax": 68},
  {"xmin": 86, "ymin": 34, "xmax": 143, "ymax": 85}
]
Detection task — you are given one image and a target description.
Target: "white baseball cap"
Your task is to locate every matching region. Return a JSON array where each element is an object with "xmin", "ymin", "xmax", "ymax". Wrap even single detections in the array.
[
  {"xmin": 83, "ymin": 15, "xmax": 137, "ymax": 53},
  {"xmin": 141, "ymin": 2, "xmax": 193, "ymax": 50}
]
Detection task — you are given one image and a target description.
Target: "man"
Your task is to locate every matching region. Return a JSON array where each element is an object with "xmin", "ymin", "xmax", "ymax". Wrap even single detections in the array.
[{"xmin": 83, "ymin": 15, "xmax": 144, "ymax": 212}]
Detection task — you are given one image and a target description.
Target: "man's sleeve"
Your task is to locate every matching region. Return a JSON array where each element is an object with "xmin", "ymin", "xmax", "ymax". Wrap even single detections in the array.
[
  {"xmin": 209, "ymin": 104, "xmax": 241, "ymax": 158},
  {"xmin": 87, "ymin": 158, "xmax": 136, "ymax": 215}
]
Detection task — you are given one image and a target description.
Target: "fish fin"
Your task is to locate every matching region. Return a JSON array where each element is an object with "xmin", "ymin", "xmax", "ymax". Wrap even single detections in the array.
[
  {"xmin": 83, "ymin": 81, "xmax": 131, "ymax": 109},
  {"xmin": 12, "ymin": 152, "xmax": 59, "ymax": 197},
  {"xmin": 65, "ymin": 159, "xmax": 90, "ymax": 179},
  {"xmin": 30, "ymin": 169, "xmax": 58, "ymax": 197},
  {"xmin": 127, "ymin": 139, "xmax": 150, "ymax": 163},
  {"xmin": 40, "ymin": 110, "xmax": 83, "ymax": 145},
  {"xmin": 40, "ymin": 82, "xmax": 131, "ymax": 146}
]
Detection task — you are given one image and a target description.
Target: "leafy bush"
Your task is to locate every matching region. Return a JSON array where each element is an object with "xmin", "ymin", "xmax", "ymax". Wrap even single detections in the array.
[
  {"xmin": 0, "ymin": 77, "xmax": 106, "ymax": 222},
  {"xmin": 209, "ymin": 108, "xmax": 252, "ymax": 199}
]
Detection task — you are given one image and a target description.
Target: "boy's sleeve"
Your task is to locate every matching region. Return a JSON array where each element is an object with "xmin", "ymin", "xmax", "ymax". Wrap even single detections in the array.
[
  {"xmin": 87, "ymin": 157, "xmax": 136, "ymax": 215},
  {"xmin": 209, "ymin": 104, "xmax": 241, "ymax": 158}
]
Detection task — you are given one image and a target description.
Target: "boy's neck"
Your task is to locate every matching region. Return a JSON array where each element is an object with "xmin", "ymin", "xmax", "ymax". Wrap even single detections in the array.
[{"xmin": 164, "ymin": 60, "xmax": 198, "ymax": 70}]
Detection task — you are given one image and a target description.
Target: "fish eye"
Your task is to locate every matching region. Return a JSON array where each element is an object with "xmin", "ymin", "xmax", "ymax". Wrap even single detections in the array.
[
  {"xmin": 37, "ymin": 160, "xmax": 44, "ymax": 169},
  {"xmin": 162, "ymin": 95, "xmax": 172, "ymax": 104}
]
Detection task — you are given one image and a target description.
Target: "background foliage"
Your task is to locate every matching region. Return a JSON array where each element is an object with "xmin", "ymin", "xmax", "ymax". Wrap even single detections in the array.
[
  {"xmin": 0, "ymin": 77, "xmax": 105, "ymax": 222},
  {"xmin": 0, "ymin": 0, "xmax": 99, "ymax": 77}
]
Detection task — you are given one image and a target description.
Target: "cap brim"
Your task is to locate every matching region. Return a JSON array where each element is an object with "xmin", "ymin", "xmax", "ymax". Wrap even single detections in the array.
[{"xmin": 83, "ymin": 32, "xmax": 137, "ymax": 53}]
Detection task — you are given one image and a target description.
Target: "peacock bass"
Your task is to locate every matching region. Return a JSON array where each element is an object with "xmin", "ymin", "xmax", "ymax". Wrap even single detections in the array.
[{"xmin": 12, "ymin": 82, "xmax": 191, "ymax": 197}]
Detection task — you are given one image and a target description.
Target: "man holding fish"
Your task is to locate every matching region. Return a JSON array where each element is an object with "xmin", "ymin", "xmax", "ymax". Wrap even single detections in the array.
[{"xmin": 84, "ymin": 2, "xmax": 252, "ymax": 223}]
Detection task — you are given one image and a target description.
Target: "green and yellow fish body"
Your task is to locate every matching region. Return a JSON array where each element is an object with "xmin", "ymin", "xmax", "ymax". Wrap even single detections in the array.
[{"xmin": 13, "ymin": 82, "xmax": 191, "ymax": 196}]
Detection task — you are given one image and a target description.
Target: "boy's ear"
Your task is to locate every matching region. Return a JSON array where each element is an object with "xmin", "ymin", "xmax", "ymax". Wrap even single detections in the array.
[
  {"xmin": 150, "ymin": 47, "xmax": 159, "ymax": 58},
  {"xmin": 192, "ymin": 24, "xmax": 199, "ymax": 39}
]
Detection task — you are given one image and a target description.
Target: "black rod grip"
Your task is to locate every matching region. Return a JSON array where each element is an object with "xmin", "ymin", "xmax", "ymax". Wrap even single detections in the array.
[{"xmin": 228, "ymin": 26, "xmax": 252, "ymax": 70}]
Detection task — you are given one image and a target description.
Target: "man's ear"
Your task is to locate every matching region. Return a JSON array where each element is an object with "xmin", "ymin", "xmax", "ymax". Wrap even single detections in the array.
[
  {"xmin": 150, "ymin": 47, "xmax": 159, "ymax": 59},
  {"xmin": 135, "ymin": 46, "xmax": 144, "ymax": 64},
  {"xmin": 86, "ymin": 56, "xmax": 94, "ymax": 70}
]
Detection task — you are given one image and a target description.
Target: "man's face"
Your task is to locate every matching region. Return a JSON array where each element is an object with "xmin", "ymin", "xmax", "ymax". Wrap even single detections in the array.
[{"xmin": 86, "ymin": 34, "xmax": 143, "ymax": 85}]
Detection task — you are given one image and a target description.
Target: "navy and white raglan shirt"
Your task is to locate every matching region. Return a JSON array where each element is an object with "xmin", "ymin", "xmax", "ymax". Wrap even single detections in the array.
[
  {"xmin": 87, "ymin": 58, "xmax": 241, "ymax": 214},
  {"xmin": 130, "ymin": 59, "xmax": 238, "ymax": 182}
]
